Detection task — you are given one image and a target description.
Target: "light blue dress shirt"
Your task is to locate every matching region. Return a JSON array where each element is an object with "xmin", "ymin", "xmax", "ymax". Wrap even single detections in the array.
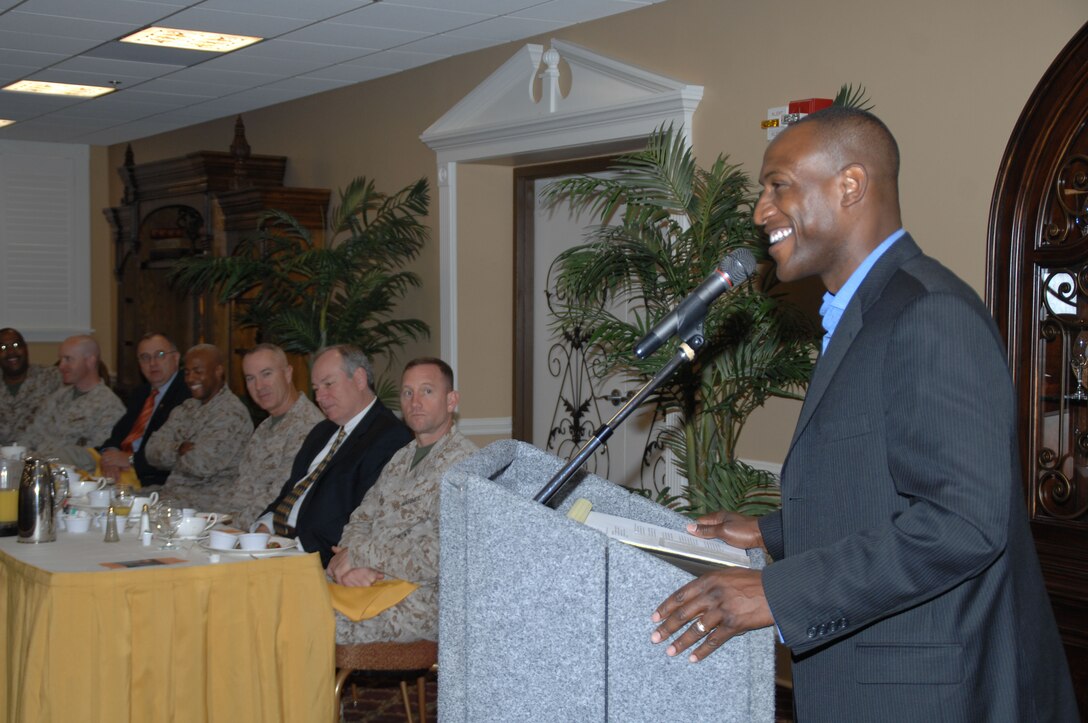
[{"xmin": 818, "ymin": 229, "xmax": 906, "ymax": 352}]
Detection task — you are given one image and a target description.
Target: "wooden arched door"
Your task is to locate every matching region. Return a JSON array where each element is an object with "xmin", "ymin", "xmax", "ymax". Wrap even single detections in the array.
[{"xmin": 987, "ymin": 19, "xmax": 1088, "ymax": 714}]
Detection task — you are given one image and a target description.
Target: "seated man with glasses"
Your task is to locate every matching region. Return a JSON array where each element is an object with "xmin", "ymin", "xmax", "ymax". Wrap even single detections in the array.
[
  {"xmin": 97, "ymin": 332, "xmax": 191, "ymax": 487},
  {"xmin": 0, "ymin": 327, "xmax": 62, "ymax": 445}
]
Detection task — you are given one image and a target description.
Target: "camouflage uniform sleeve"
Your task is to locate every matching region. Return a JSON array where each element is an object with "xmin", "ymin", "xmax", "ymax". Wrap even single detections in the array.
[
  {"xmin": 143, "ymin": 401, "xmax": 191, "ymax": 470},
  {"xmin": 172, "ymin": 392, "xmax": 254, "ymax": 479}
]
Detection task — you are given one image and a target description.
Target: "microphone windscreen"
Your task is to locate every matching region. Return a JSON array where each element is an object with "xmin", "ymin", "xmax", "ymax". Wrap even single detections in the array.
[{"xmin": 721, "ymin": 248, "xmax": 757, "ymax": 285}]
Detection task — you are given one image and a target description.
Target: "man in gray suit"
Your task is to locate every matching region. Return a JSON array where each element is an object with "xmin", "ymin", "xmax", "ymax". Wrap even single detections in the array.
[{"xmin": 652, "ymin": 107, "xmax": 1078, "ymax": 721}]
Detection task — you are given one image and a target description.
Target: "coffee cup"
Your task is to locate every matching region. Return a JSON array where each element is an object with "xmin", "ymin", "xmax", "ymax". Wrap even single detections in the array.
[
  {"xmin": 237, "ymin": 532, "xmax": 270, "ymax": 551},
  {"xmin": 88, "ymin": 489, "xmax": 111, "ymax": 507},
  {"xmin": 129, "ymin": 492, "xmax": 160, "ymax": 517},
  {"xmin": 207, "ymin": 530, "xmax": 237, "ymax": 550},
  {"xmin": 176, "ymin": 513, "xmax": 217, "ymax": 538},
  {"xmin": 0, "ymin": 445, "xmax": 26, "ymax": 461},
  {"xmin": 69, "ymin": 477, "xmax": 107, "ymax": 498}
]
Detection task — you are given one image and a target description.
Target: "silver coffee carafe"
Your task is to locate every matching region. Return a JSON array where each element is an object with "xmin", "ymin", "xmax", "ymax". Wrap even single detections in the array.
[{"xmin": 17, "ymin": 456, "xmax": 56, "ymax": 543}]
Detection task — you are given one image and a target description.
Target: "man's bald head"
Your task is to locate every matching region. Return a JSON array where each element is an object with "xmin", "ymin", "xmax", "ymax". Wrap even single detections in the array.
[{"xmin": 791, "ymin": 106, "xmax": 900, "ymax": 195}]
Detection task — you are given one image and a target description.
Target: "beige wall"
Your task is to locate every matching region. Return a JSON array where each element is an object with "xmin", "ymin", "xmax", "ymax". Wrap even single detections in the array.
[{"xmin": 100, "ymin": 0, "xmax": 1086, "ymax": 459}]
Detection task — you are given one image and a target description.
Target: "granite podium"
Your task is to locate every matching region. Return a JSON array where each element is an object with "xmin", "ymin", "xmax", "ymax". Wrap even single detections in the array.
[{"xmin": 438, "ymin": 440, "xmax": 774, "ymax": 722}]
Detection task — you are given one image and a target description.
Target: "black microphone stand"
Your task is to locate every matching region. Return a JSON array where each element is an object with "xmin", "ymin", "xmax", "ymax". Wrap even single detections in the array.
[{"xmin": 532, "ymin": 331, "xmax": 706, "ymax": 506}]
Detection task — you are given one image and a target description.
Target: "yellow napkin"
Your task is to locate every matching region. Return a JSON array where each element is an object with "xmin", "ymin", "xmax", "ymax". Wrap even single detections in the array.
[
  {"xmin": 87, "ymin": 448, "xmax": 141, "ymax": 489},
  {"xmin": 328, "ymin": 579, "xmax": 419, "ymax": 621}
]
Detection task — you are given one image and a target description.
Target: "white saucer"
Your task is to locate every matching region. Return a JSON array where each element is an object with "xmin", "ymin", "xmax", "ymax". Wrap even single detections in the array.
[
  {"xmin": 200, "ymin": 535, "xmax": 299, "ymax": 556},
  {"xmin": 66, "ymin": 497, "xmax": 109, "ymax": 512}
]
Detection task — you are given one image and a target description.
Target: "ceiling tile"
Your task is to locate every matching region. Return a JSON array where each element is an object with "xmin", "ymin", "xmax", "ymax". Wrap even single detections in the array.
[
  {"xmin": 154, "ymin": 66, "xmax": 280, "ymax": 88},
  {"xmin": 0, "ymin": 11, "xmax": 134, "ymax": 41},
  {"xmin": 9, "ymin": 0, "xmax": 179, "ymax": 24},
  {"xmin": 382, "ymin": 0, "xmax": 541, "ymax": 12},
  {"xmin": 282, "ymin": 22, "xmax": 428, "ymax": 49},
  {"xmin": 441, "ymin": 15, "xmax": 568, "ymax": 41},
  {"xmin": 340, "ymin": 48, "xmax": 447, "ymax": 71},
  {"xmin": 0, "ymin": 29, "xmax": 101, "ymax": 55},
  {"xmin": 193, "ymin": 50, "xmax": 338, "ymax": 76},
  {"xmin": 51, "ymin": 55, "xmax": 182, "ymax": 81},
  {"xmin": 238, "ymin": 39, "xmax": 373, "ymax": 65},
  {"xmin": 196, "ymin": 0, "xmax": 370, "ymax": 22},
  {"xmin": 162, "ymin": 8, "xmax": 318, "ymax": 37},
  {"xmin": 510, "ymin": 0, "xmax": 650, "ymax": 23},
  {"xmin": 397, "ymin": 34, "xmax": 496, "ymax": 56},
  {"xmin": 333, "ymin": 4, "xmax": 490, "ymax": 33}
]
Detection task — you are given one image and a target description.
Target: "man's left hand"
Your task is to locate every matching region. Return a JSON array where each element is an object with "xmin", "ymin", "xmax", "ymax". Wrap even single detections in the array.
[{"xmin": 651, "ymin": 567, "xmax": 774, "ymax": 662}]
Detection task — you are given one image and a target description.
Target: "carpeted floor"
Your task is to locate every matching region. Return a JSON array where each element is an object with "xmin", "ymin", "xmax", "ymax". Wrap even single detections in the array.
[{"xmin": 338, "ymin": 671, "xmax": 794, "ymax": 722}]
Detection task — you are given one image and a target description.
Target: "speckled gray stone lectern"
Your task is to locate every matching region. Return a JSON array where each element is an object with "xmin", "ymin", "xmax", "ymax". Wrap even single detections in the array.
[{"xmin": 439, "ymin": 440, "xmax": 774, "ymax": 723}]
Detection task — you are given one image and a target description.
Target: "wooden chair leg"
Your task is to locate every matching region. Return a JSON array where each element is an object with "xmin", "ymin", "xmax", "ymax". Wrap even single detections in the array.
[
  {"xmin": 334, "ymin": 668, "xmax": 353, "ymax": 723},
  {"xmin": 416, "ymin": 674, "xmax": 427, "ymax": 723},
  {"xmin": 398, "ymin": 679, "xmax": 415, "ymax": 723}
]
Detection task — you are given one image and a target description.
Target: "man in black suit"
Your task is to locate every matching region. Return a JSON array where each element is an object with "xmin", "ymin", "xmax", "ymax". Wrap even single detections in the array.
[
  {"xmin": 99, "ymin": 332, "xmax": 190, "ymax": 487},
  {"xmin": 651, "ymin": 108, "xmax": 1077, "ymax": 721},
  {"xmin": 255, "ymin": 344, "xmax": 410, "ymax": 566}
]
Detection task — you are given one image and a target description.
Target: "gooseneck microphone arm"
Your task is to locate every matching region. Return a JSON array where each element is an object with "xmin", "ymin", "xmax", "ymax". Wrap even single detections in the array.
[{"xmin": 533, "ymin": 338, "xmax": 702, "ymax": 506}]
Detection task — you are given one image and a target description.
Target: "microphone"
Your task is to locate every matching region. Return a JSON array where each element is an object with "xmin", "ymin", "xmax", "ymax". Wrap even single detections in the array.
[{"xmin": 633, "ymin": 249, "xmax": 757, "ymax": 359}]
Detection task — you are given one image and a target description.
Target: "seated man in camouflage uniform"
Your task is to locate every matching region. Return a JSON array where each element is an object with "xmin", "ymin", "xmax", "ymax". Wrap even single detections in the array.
[
  {"xmin": 0, "ymin": 327, "xmax": 62, "ymax": 445},
  {"xmin": 23, "ymin": 335, "xmax": 124, "ymax": 468},
  {"xmin": 225, "ymin": 344, "xmax": 324, "ymax": 528},
  {"xmin": 327, "ymin": 357, "xmax": 477, "ymax": 644},
  {"xmin": 144, "ymin": 344, "xmax": 253, "ymax": 512}
]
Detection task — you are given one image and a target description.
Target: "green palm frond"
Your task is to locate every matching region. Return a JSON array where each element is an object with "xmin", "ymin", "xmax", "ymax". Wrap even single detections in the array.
[
  {"xmin": 833, "ymin": 83, "xmax": 874, "ymax": 111},
  {"xmin": 545, "ymin": 125, "xmax": 818, "ymax": 516},
  {"xmin": 169, "ymin": 175, "xmax": 431, "ymax": 368}
]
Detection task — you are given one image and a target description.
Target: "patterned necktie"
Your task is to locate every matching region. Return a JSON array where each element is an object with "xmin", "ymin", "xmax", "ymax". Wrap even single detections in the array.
[
  {"xmin": 120, "ymin": 388, "xmax": 159, "ymax": 453},
  {"xmin": 273, "ymin": 426, "xmax": 346, "ymax": 536}
]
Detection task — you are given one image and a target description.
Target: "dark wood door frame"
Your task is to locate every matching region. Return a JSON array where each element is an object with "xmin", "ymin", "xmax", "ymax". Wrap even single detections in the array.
[{"xmin": 986, "ymin": 19, "xmax": 1088, "ymax": 717}]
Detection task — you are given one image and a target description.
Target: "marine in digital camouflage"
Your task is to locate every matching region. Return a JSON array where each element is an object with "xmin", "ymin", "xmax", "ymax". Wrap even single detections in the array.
[
  {"xmin": 0, "ymin": 364, "xmax": 62, "ymax": 444},
  {"xmin": 225, "ymin": 393, "xmax": 325, "ymax": 528},
  {"xmin": 23, "ymin": 380, "xmax": 124, "ymax": 453},
  {"xmin": 335, "ymin": 425, "xmax": 477, "ymax": 644},
  {"xmin": 144, "ymin": 387, "xmax": 253, "ymax": 513}
]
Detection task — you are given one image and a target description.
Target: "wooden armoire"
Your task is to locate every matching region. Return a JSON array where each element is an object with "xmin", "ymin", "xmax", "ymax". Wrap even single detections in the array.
[
  {"xmin": 103, "ymin": 118, "xmax": 329, "ymax": 398},
  {"xmin": 987, "ymin": 20, "xmax": 1088, "ymax": 717}
]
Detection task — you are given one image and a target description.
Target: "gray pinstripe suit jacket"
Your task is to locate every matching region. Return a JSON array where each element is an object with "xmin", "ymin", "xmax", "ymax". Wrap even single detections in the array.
[{"xmin": 758, "ymin": 235, "xmax": 1077, "ymax": 721}]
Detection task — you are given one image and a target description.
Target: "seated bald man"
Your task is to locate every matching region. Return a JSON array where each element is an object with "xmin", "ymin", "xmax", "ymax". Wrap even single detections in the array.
[
  {"xmin": 144, "ymin": 344, "xmax": 253, "ymax": 512},
  {"xmin": 23, "ymin": 335, "xmax": 124, "ymax": 469},
  {"xmin": 223, "ymin": 343, "xmax": 324, "ymax": 528}
]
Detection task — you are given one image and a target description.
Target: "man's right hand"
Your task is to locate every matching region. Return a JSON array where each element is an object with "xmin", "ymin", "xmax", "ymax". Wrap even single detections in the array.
[
  {"xmin": 99, "ymin": 448, "xmax": 131, "ymax": 482},
  {"xmin": 686, "ymin": 510, "xmax": 767, "ymax": 552}
]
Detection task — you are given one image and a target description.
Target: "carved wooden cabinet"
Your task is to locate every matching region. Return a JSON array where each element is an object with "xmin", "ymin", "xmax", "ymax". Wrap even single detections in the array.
[
  {"xmin": 987, "ymin": 21, "xmax": 1088, "ymax": 716},
  {"xmin": 103, "ymin": 119, "xmax": 329, "ymax": 397}
]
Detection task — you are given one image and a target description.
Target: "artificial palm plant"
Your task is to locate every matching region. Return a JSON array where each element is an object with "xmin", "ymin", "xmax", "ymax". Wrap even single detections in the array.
[
  {"xmin": 544, "ymin": 127, "xmax": 817, "ymax": 516},
  {"xmin": 171, "ymin": 176, "xmax": 430, "ymax": 400}
]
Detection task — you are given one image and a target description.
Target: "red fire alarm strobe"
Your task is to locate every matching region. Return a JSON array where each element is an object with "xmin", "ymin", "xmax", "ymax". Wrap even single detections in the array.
[{"xmin": 788, "ymin": 98, "xmax": 833, "ymax": 114}]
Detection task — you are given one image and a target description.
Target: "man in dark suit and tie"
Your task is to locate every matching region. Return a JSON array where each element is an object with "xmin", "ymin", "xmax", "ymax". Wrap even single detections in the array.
[
  {"xmin": 255, "ymin": 344, "xmax": 411, "ymax": 566},
  {"xmin": 98, "ymin": 332, "xmax": 190, "ymax": 487},
  {"xmin": 651, "ymin": 108, "xmax": 1078, "ymax": 721}
]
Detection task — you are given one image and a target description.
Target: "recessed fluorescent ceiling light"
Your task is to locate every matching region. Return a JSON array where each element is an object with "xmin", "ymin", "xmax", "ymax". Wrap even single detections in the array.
[
  {"xmin": 3, "ymin": 80, "xmax": 114, "ymax": 97},
  {"xmin": 0, "ymin": 120, "xmax": 14, "ymax": 127},
  {"xmin": 121, "ymin": 27, "xmax": 262, "ymax": 52}
]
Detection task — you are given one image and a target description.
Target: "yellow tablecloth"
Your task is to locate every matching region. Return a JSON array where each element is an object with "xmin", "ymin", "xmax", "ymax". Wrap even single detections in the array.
[{"xmin": 0, "ymin": 540, "xmax": 334, "ymax": 723}]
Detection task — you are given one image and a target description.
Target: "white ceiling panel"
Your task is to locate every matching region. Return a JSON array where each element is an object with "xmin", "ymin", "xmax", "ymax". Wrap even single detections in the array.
[
  {"xmin": 0, "ymin": 29, "xmax": 99, "ymax": 54},
  {"xmin": 12, "ymin": 0, "xmax": 187, "ymax": 24},
  {"xmin": 334, "ymin": 4, "xmax": 490, "ymax": 34},
  {"xmin": 0, "ymin": 0, "xmax": 656, "ymax": 143},
  {"xmin": 162, "ymin": 8, "xmax": 320, "ymax": 37},
  {"xmin": 50, "ymin": 55, "xmax": 183, "ymax": 81},
  {"xmin": 0, "ymin": 11, "xmax": 133, "ymax": 40},
  {"xmin": 197, "ymin": 0, "xmax": 370, "ymax": 22},
  {"xmin": 283, "ymin": 23, "xmax": 428, "ymax": 50}
]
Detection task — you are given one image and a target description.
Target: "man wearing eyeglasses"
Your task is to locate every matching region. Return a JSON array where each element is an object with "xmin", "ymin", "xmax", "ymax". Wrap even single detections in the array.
[
  {"xmin": 0, "ymin": 327, "xmax": 62, "ymax": 444},
  {"xmin": 97, "ymin": 332, "xmax": 191, "ymax": 487}
]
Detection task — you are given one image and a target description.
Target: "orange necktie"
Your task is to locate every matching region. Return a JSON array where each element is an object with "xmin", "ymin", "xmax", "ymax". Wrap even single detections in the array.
[{"xmin": 120, "ymin": 388, "xmax": 158, "ymax": 453}]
